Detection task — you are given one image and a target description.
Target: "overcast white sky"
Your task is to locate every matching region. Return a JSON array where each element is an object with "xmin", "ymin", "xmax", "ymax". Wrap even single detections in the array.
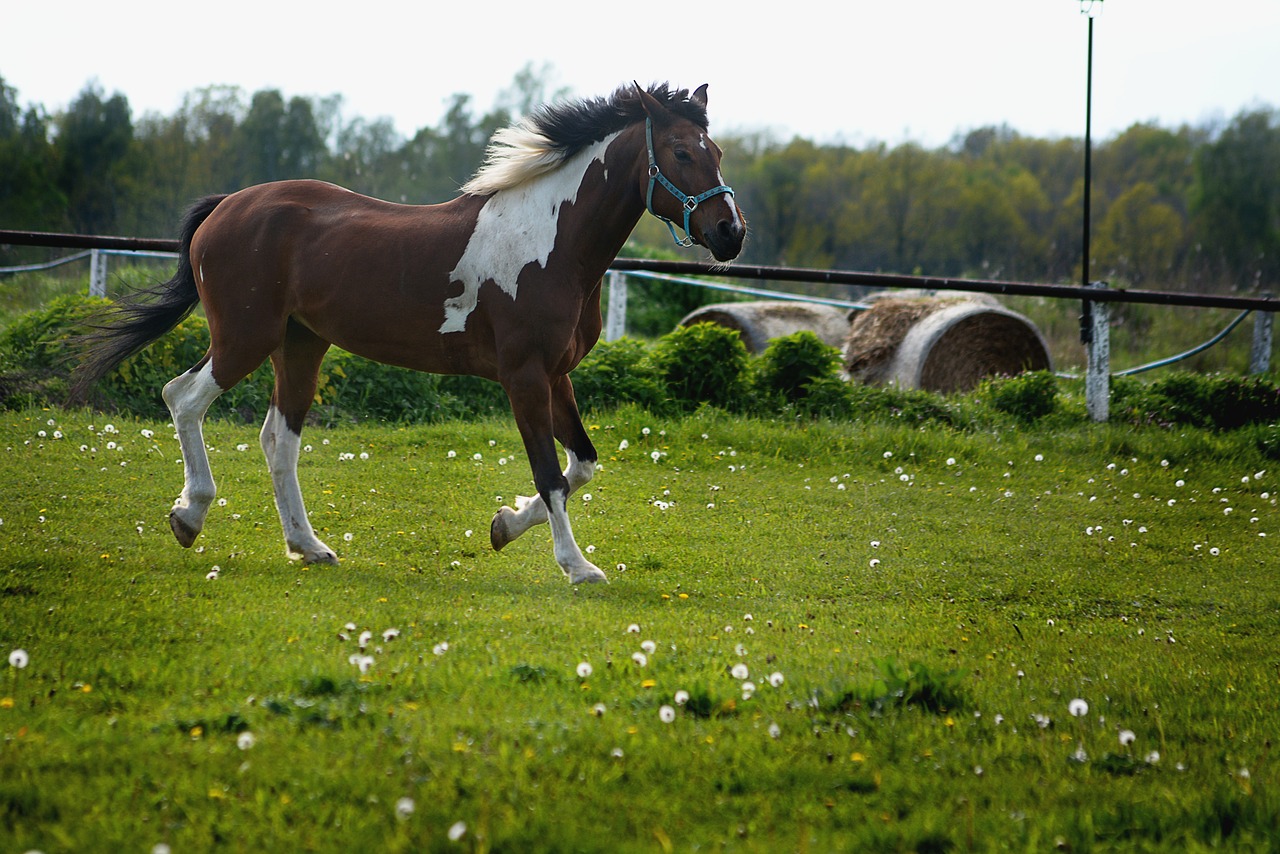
[{"xmin": 5, "ymin": 0, "xmax": 1278, "ymax": 148}]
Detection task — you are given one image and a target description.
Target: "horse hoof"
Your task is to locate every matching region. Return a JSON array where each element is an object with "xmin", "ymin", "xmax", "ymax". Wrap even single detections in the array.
[
  {"xmin": 570, "ymin": 564, "xmax": 608, "ymax": 585},
  {"xmin": 490, "ymin": 508, "xmax": 515, "ymax": 551},
  {"xmin": 305, "ymin": 550, "xmax": 339, "ymax": 566},
  {"xmin": 169, "ymin": 512, "xmax": 200, "ymax": 548}
]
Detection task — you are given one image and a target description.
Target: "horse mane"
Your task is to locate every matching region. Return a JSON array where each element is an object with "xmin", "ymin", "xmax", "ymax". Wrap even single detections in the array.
[{"xmin": 461, "ymin": 83, "xmax": 709, "ymax": 196}]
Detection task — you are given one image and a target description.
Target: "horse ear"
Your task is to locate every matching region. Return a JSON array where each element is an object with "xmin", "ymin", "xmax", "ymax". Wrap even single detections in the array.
[
  {"xmin": 692, "ymin": 84, "xmax": 709, "ymax": 108},
  {"xmin": 635, "ymin": 82, "xmax": 666, "ymax": 121}
]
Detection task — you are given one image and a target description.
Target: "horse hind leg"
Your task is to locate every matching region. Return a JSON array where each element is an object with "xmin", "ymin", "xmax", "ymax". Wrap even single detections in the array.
[
  {"xmin": 162, "ymin": 359, "xmax": 225, "ymax": 547},
  {"xmin": 261, "ymin": 320, "xmax": 336, "ymax": 564}
]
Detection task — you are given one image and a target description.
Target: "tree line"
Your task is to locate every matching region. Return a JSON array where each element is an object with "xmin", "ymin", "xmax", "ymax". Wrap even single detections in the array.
[{"xmin": 2, "ymin": 68, "xmax": 1277, "ymax": 291}]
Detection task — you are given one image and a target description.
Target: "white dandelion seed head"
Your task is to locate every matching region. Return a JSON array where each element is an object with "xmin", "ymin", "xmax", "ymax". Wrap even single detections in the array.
[
  {"xmin": 382, "ymin": 628, "xmax": 400, "ymax": 642},
  {"xmin": 626, "ymin": 623, "xmax": 641, "ymax": 634},
  {"xmin": 674, "ymin": 689, "xmax": 690, "ymax": 705},
  {"xmin": 237, "ymin": 731, "xmax": 256, "ymax": 750},
  {"xmin": 1145, "ymin": 750, "xmax": 1161, "ymax": 764},
  {"xmin": 591, "ymin": 703, "xmax": 607, "ymax": 717},
  {"xmin": 358, "ymin": 630, "xmax": 373, "ymax": 649},
  {"xmin": 618, "ymin": 439, "xmax": 630, "ymax": 451},
  {"xmin": 448, "ymin": 821, "xmax": 467, "ymax": 841},
  {"xmin": 768, "ymin": 671, "xmax": 785, "ymax": 687},
  {"xmin": 631, "ymin": 652, "xmax": 648, "ymax": 667},
  {"xmin": 731, "ymin": 663, "xmax": 749, "ymax": 680},
  {"xmin": 1069, "ymin": 698, "xmax": 1089, "ymax": 717},
  {"xmin": 395, "ymin": 797, "xmax": 415, "ymax": 820},
  {"xmin": 768, "ymin": 722, "xmax": 782, "ymax": 739},
  {"xmin": 577, "ymin": 662, "xmax": 593, "ymax": 678},
  {"xmin": 641, "ymin": 640, "xmax": 656, "ymax": 655},
  {"xmin": 1119, "ymin": 729, "xmax": 1136, "ymax": 746},
  {"xmin": 659, "ymin": 705, "xmax": 675, "ymax": 723},
  {"xmin": 9, "ymin": 649, "xmax": 29, "ymax": 669}
]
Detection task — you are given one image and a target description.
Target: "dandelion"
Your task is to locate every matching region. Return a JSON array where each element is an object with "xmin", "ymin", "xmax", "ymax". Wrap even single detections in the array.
[
  {"xmin": 359, "ymin": 451, "xmax": 369, "ymax": 460},
  {"xmin": 768, "ymin": 722, "xmax": 782, "ymax": 739},
  {"xmin": 659, "ymin": 705, "xmax": 676, "ymax": 723},
  {"xmin": 577, "ymin": 662, "xmax": 593, "ymax": 678},
  {"xmin": 205, "ymin": 570, "xmax": 219, "ymax": 581},
  {"xmin": 741, "ymin": 681, "xmax": 756, "ymax": 699},
  {"xmin": 1119, "ymin": 729, "xmax": 1136, "ymax": 746},
  {"xmin": 382, "ymin": 628, "xmax": 400, "ymax": 642},
  {"xmin": 674, "ymin": 690, "xmax": 690, "ymax": 705},
  {"xmin": 1145, "ymin": 750, "xmax": 1160, "ymax": 764},
  {"xmin": 448, "ymin": 820, "xmax": 467, "ymax": 841},
  {"xmin": 946, "ymin": 457, "xmax": 957, "ymax": 466},
  {"xmin": 731, "ymin": 663, "xmax": 749, "ymax": 680},
  {"xmin": 395, "ymin": 797, "xmax": 415, "ymax": 821},
  {"xmin": 650, "ymin": 450, "xmax": 661, "ymax": 463},
  {"xmin": 618, "ymin": 439, "xmax": 630, "ymax": 451},
  {"xmin": 591, "ymin": 703, "xmax": 607, "ymax": 717},
  {"xmin": 1069, "ymin": 698, "xmax": 1089, "ymax": 717},
  {"xmin": 433, "ymin": 641, "xmax": 449, "ymax": 656},
  {"xmin": 870, "ymin": 540, "xmax": 881, "ymax": 548},
  {"xmin": 237, "ymin": 731, "xmax": 256, "ymax": 750},
  {"xmin": 869, "ymin": 558, "xmax": 881, "ymax": 568},
  {"xmin": 768, "ymin": 671, "xmax": 785, "ymax": 687},
  {"xmin": 447, "ymin": 450, "xmax": 457, "ymax": 458},
  {"xmin": 631, "ymin": 652, "xmax": 648, "ymax": 667},
  {"xmin": 641, "ymin": 640, "xmax": 656, "ymax": 655},
  {"xmin": 472, "ymin": 453, "xmax": 483, "ymax": 461},
  {"xmin": 9, "ymin": 649, "xmax": 29, "ymax": 669},
  {"xmin": 1035, "ymin": 454, "xmax": 1044, "ymax": 462},
  {"xmin": 626, "ymin": 623, "xmax": 641, "ymax": 634},
  {"xmin": 611, "ymin": 747, "xmax": 625, "ymax": 759},
  {"xmin": 343, "ymin": 532, "xmax": 353, "ymax": 542}
]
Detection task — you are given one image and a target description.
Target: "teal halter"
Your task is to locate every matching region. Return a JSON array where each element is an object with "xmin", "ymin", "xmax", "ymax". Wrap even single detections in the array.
[{"xmin": 644, "ymin": 117, "xmax": 735, "ymax": 247}]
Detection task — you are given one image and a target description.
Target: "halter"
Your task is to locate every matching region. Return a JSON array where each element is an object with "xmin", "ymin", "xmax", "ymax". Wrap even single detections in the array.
[{"xmin": 645, "ymin": 117, "xmax": 735, "ymax": 247}]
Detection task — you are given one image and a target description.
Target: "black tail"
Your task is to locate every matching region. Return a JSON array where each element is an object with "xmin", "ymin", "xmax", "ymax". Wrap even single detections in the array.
[{"xmin": 68, "ymin": 194, "xmax": 229, "ymax": 403}]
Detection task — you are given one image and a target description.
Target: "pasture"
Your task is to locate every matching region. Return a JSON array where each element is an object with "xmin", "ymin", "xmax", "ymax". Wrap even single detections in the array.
[{"xmin": 1, "ymin": 406, "xmax": 1277, "ymax": 851}]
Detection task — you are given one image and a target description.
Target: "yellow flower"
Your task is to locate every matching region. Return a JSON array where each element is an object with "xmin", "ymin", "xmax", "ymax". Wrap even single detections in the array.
[
  {"xmin": 851, "ymin": 752, "xmax": 866, "ymax": 763},
  {"xmin": 0, "ymin": 697, "xmax": 13, "ymax": 709}
]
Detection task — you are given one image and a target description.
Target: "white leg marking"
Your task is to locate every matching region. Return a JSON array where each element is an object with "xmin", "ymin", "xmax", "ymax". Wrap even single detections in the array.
[
  {"xmin": 161, "ymin": 362, "xmax": 223, "ymax": 545},
  {"xmin": 545, "ymin": 488, "xmax": 606, "ymax": 584},
  {"xmin": 260, "ymin": 406, "xmax": 336, "ymax": 564},
  {"xmin": 491, "ymin": 450, "xmax": 596, "ymax": 547}
]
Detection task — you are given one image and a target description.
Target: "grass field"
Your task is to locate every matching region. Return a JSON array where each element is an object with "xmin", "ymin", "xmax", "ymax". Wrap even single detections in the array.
[{"xmin": 2, "ymin": 405, "xmax": 1278, "ymax": 851}]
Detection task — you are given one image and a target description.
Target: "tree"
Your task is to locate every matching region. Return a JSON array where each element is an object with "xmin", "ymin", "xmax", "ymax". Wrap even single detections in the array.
[
  {"xmin": 1094, "ymin": 182, "xmax": 1184, "ymax": 286},
  {"xmin": 55, "ymin": 82, "xmax": 133, "ymax": 234},
  {"xmin": 0, "ymin": 76, "xmax": 64, "ymax": 237},
  {"xmin": 1191, "ymin": 108, "xmax": 1280, "ymax": 286}
]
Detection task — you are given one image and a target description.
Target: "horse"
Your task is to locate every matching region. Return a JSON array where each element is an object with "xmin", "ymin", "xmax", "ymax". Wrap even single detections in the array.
[{"xmin": 72, "ymin": 82, "xmax": 746, "ymax": 584}]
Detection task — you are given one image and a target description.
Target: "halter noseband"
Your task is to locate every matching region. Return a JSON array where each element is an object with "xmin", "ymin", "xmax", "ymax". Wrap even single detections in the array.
[{"xmin": 645, "ymin": 117, "xmax": 735, "ymax": 248}]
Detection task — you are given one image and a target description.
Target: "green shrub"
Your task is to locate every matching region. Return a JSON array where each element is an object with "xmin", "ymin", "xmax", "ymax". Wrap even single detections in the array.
[
  {"xmin": 650, "ymin": 322, "xmax": 749, "ymax": 412},
  {"xmin": 753, "ymin": 331, "xmax": 843, "ymax": 404},
  {"xmin": 570, "ymin": 337, "xmax": 663, "ymax": 413},
  {"xmin": 1113, "ymin": 371, "xmax": 1280, "ymax": 429},
  {"xmin": 979, "ymin": 370, "xmax": 1059, "ymax": 423}
]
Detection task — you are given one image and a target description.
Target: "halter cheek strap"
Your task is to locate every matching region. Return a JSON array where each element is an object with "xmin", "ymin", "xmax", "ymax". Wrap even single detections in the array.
[{"xmin": 645, "ymin": 118, "xmax": 735, "ymax": 248}]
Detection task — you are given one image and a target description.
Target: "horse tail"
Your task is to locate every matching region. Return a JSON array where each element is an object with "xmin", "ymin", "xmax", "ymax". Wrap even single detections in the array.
[{"xmin": 69, "ymin": 194, "xmax": 229, "ymax": 403}]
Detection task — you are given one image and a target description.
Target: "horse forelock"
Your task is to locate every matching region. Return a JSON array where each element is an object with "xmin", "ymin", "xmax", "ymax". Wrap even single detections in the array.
[{"xmin": 462, "ymin": 83, "xmax": 709, "ymax": 196}]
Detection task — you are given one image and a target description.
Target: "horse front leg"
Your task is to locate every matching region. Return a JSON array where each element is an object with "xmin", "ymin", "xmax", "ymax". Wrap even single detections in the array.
[
  {"xmin": 497, "ymin": 374, "xmax": 605, "ymax": 584},
  {"xmin": 491, "ymin": 376, "xmax": 598, "ymax": 549}
]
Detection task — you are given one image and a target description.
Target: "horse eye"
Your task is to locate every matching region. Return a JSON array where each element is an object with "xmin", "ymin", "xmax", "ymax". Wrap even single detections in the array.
[{"xmin": 674, "ymin": 149, "xmax": 693, "ymax": 164}]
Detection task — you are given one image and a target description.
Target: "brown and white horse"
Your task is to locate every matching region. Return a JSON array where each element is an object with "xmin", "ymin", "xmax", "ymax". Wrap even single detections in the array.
[{"xmin": 73, "ymin": 83, "xmax": 745, "ymax": 583}]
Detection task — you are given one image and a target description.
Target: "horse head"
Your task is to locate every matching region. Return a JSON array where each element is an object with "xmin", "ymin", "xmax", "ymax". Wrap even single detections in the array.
[{"xmin": 637, "ymin": 84, "xmax": 746, "ymax": 263}]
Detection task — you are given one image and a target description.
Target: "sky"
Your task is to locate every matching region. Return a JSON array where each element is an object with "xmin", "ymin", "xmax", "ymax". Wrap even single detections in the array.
[{"xmin": 5, "ymin": 0, "xmax": 1278, "ymax": 148}]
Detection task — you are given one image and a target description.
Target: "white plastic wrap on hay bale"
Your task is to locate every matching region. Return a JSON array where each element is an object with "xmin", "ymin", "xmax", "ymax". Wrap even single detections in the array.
[
  {"xmin": 678, "ymin": 301, "xmax": 852, "ymax": 353},
  {"xmin": 845, "ymin": 298, "xmax": 1052, "ymax": 393}
]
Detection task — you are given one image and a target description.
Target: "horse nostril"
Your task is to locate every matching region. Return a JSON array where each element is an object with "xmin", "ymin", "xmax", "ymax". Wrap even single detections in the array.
[{"xmin": 717, "ymin": 219, "xmax": 744, "ymax": 243}]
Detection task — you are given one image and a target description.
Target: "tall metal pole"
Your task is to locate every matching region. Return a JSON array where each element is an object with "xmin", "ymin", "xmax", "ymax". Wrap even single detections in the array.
[{"xmin": 1079, "ymin": 11, "xmax": 1095, "ymax": 345}]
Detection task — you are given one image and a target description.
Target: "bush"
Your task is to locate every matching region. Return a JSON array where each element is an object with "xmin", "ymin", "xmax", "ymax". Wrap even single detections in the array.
[
  {"xmin": 570, "ymin": 337, "xmax": 663, "ymax": 413},
  {"xmin": 753, "ymin": 331, "xmax": 843, "ymax": 404},
  {"xmin": 650, "ymin": 322, "xmax": 749, "ymax": 412},
  {"xmin": 1113, "ymin": 371, "xmax": 1280, "ymax": 429},
  {"xmin": 979, "ymin": 371, "xmax": 1059, "ymax": 423}
]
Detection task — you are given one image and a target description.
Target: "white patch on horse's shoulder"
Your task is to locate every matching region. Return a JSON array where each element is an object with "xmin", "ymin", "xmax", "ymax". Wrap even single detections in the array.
[{"xmin": 440, "ymin": 132, "xmax": 620, "ymax": 334}]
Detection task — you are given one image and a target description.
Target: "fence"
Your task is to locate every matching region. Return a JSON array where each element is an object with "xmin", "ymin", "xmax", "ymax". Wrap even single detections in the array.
[{"xmin": 2, "ymin": 229, "xmax": 1275, "ymax": 422}]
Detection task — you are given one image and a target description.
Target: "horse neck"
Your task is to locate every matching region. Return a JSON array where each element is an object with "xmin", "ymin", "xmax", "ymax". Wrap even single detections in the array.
[{"xmin": 549, "ymin": 125, "xmax": 648, "ymax": 274}]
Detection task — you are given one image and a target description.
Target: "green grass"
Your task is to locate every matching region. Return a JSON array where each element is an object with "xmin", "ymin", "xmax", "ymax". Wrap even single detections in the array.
[{"xmin": 2, "ymin": 406, "xmax": 1278, "ymax": 851}]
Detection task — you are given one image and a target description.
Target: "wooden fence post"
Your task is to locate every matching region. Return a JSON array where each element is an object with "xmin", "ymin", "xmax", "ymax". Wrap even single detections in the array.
[
  {"xmin": 1085, "ymin": 281, "xmax": 1110, "ymax": 422},
  {"xmin": 605, "ymin": 270, "xmax": 627, "ymax": 342},
  {"xmin": 1250, "ymin": 298, "xmax": 1273, "ymax": 375},
  {"xmin": 89, "ymin": 249, "xmax": 108, "ymax": 298}
]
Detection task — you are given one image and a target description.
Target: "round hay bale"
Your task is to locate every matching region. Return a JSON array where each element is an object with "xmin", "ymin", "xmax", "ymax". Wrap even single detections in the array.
[
  {"xmin": 844, "ymin": 298, "xmax": 1051, "ymax": 392},
  {"xmin": 679, "ymin": 301, "xmax": 852, "ymax": 353}
]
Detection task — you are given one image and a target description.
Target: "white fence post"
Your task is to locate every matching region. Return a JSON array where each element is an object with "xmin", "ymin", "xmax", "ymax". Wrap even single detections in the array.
[
  {"xmin": 605, "ymin": 270, "xmax": 628, "ymax": 342},
  {"xmin": 1250, "ymin": 299, "xmax": 1273, "ymax": 375},
  {"xmin": 89, "ymin": 249, "xmax": 108, "ymax": 298},
  {"xmin": 1085, "ymin": 281, "xmax": 1110, "ymax": 422}
]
